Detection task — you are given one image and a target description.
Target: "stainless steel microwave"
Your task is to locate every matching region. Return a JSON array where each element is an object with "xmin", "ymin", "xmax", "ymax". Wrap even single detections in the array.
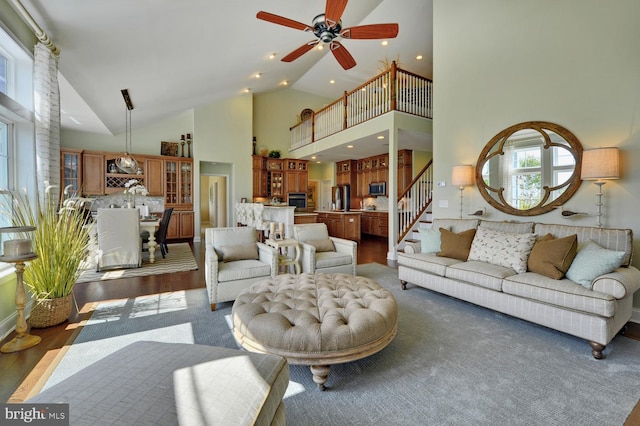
[{"xmin": 369, "ymin": 182, "xmax": 386, "ymax": 196}]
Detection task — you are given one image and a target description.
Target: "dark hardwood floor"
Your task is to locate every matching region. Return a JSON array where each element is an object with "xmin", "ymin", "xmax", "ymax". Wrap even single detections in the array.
[{"xmin": 0, "ymin": 234, "xmax": 391, "ymax": 403}]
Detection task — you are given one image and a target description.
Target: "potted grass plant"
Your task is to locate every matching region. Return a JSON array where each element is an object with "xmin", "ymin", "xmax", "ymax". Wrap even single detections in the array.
[{"xmin": 6, "ymin": 184, "xmax": 90, "ymax": 328}]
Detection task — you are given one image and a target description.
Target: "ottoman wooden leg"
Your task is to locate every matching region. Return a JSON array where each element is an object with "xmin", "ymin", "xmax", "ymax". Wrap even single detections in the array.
[{"xmin": 310, "ymin": 365, "xmax": 331, "ymax": 391}]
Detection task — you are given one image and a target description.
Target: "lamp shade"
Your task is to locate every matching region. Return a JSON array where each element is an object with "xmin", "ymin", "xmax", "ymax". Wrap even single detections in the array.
[
  {"xmin": 581, "ymin": 148, "xmax": 620, "ymax": 180},
  {"xmin": 452, "ymin": 165, "xmax": 474, "ymax": 187}
]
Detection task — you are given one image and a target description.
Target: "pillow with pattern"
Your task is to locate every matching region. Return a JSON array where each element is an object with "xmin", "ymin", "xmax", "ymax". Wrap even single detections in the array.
[{"xmin": 468, "ymin": 227, "xmax": 537, "ymax": 273}]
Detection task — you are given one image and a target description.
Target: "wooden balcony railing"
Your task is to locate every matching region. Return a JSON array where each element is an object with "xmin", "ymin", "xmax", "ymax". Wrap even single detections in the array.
[{"xmin": 290, "ymin": 61, "xmax": 432, "ymax": 150}]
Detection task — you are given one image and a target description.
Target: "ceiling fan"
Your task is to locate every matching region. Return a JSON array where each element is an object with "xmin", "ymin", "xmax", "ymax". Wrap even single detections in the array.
[{"xmin": 257, "ymin": 0, "xmax": 399, "ymax": 70}]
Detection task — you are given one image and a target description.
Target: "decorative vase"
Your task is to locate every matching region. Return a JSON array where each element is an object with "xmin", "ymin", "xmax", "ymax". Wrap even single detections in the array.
[
  {"xmin": 125, "ymin": 193, "xmax": 135, "ymax": 208},
  {"xmin": 29, "ymin": 294, "xmax": 73, "ymax": 328}
]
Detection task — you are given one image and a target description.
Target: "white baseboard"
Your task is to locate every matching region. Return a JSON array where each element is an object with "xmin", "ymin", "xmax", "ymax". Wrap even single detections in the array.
[
  {"xmin": 630, "ymin": 307, "xmax": 640, "ymax": 324},
  {"xmin": 0, "ymin": 310, "xmax": 17, "ymax": 342}
]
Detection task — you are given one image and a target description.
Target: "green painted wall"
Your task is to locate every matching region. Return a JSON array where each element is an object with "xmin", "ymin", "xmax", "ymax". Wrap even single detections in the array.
[{"xmin": 433, "ymin": 0, "xmax": 640, "ymax": 311}]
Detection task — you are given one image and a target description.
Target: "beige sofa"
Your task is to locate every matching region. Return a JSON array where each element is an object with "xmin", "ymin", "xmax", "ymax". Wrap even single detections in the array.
[{"xmin": 398, "ymin": 218, "xmax": 640, "ymax": 359}]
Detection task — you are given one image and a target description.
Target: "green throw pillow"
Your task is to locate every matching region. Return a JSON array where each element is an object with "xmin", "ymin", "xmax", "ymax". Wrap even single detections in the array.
[
  {"xmin": 565, "ymin": 240, "xmax": 625, "ymax": 289},
  {"xmin": 418, "ymin": 228, "xmax": 442, "ymax": 253}
]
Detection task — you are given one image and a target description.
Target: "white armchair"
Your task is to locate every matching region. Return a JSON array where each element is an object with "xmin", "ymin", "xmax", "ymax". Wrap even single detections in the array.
[
  {"xmin": 293, "ymin": 223, "xmax": 357, "ymax": 275},
  {"xmin": 96, "ymin": 208, "xmax": 141, "ymax": 272},
  {"xmin": 205, "ymin": 226, "xmax": 278, "ymax": 311}
]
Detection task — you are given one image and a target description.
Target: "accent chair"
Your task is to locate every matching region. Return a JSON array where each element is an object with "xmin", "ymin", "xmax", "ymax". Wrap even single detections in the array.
[{"xmin": 293, "ymin": 223, "xmax": 357, "ymax": 275}]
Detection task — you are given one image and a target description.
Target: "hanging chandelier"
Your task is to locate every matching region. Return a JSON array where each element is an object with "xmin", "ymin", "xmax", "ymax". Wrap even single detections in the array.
[{"xmin": 115, "ymin": 89, "xmax": 139, "ymax": 174}]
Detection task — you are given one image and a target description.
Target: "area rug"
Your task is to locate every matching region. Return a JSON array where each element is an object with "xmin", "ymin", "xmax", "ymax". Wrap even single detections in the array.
[
  {"xmin": 75, "ymin": 243, "xmax": 198, "ymax": 283},
  {"xmin": 38, "ymin": 264, "xmax": 640, "ymax": 425}
]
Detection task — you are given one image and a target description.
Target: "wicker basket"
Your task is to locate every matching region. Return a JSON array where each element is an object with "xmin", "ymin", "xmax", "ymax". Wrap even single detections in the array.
[{"xmin": 29, "ymin": 294, "xmax": 73, "ymax": 328}]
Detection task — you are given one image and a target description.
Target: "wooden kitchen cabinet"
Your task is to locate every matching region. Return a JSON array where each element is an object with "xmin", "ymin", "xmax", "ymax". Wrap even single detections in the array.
[
  {"xmin": 82, "ymin": 151, "xmax": 105, "ymax": 195},
  {"xmin": 252, "ymin": 155, "xmax": 267, "ymax": 198},
  {"xmin": 361, "ymin": 211, "xmax": 388, "ymax": 237},
  {"xmin": 164, "ymin": 158, "xmax": 193, "ymax": 209},
  {"xmin": 167, "ymin": 210, "xmax": 194, "ymax": 240},
  {"xmin": 285, "ymin": 159, "xmax": 308, "ymax": 193},
  {"xmin": 144, "ymin": 158, "xmax": 164, "ymax": 196}
]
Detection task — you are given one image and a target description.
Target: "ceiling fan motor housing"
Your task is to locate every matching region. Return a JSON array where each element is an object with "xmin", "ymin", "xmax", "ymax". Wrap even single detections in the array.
[{"xmin": 312, "ymin": 13, "xmax": 341, "ymax": 43}]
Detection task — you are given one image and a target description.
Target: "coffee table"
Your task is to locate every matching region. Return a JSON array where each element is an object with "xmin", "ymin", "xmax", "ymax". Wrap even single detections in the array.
[{"xmin": 232, "ymin": 272, "xmax": 398, "ymax": 390}]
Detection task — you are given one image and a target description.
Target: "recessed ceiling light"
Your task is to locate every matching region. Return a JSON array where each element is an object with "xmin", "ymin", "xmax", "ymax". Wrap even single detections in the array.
[
  {"xmin": 316, "ymin": 161, "xmax": 321, "ymax": 164},
  {"xmin": 347, "ymin": 145, "xmax": 354, "ymax": 148},
  {"xmin": 381, "ymin": 40, "xmax": 389, "ymax": 46},
  {"xmin": 269, "ymin": 53, "xmax": 277, "ymax": 59},
  {"xmin": 281, "ymin": 80, "xmax": 289, "ymax": 86},
  {"xmin": 255, "ymin": 73, "xmax": 261, "ymax": 79},
  {"xmin": 311, "ymin": 156, "xmax": 317, "ymax": 159},
  {"xmin": 317, "ymin": 44, "xmax": 324, "ymax": 50},
  {"xmin": 416, "ymin": 55, "xmax": 423, "ymax": 60},
  {"xmin": 377, "ymin": 135, "xmax": 385, "ymax": 140},
  {"xmin": 330, "ymin": 80, "xmax": 335, "ymax": 84},
  {"xmin": 243, "ymin": 88, "xmax": 251, "ymax": 93}
]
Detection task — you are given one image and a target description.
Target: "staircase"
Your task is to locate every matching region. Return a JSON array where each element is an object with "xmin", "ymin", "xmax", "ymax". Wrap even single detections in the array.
[{"xmin": 397, "ymin": 160, "xmax": 434, "ymax": 248}]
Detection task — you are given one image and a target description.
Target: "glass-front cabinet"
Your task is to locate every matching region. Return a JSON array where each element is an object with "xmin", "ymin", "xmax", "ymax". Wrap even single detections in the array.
[
  {"xmin": 164, "ymin": 158, "xmax": 193, "ymax": 209},
  {"xmin": 60, "ymin": 149, "xmax": 83, "ymax": 196}
]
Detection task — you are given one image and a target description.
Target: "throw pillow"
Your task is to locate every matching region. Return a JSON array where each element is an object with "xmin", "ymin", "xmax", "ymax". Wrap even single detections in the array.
[
  {"xmin": 418, "ymin": 228, "xmax": 445, "ymax": 253},
  {"xmin": 565, "ymin": 240, "xmax": 625, "ymax": 289},
  {"xmin": 467, "ymin": 227, "xmax": 537, "ymax": 273},
  {"xmin": 527, "ymin": 234, "xmax": 578, "ymax": 279},
  {"xmin": 221, "ymin": 244, "xmax": 259, "ymax": 262},
  {"xmin": 306, "ymin": 239, "xmax": 335, "ymax": 252},
  {"xmin": 437, "ymin": 228, "xmax": 476, "ymax": 261}
]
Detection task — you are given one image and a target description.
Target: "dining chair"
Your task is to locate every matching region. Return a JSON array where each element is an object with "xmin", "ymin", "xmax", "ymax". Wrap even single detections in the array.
[
  {"xmin": 141, "ymin": 208, "xmax": 173, "ymax": 258},
  {"xmin": 96, "ymin": 208, "xmax": 142, "ymax": 271}
]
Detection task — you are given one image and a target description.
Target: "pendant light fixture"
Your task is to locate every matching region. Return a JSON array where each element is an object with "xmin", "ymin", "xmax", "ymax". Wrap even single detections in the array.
[{"xmin": 115, "ymin": 89, "xmax": 138, "ymax": 173}]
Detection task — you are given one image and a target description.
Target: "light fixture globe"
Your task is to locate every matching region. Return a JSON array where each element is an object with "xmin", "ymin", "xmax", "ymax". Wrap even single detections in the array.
[{"xmin": 116, "ymin": 89, "xmax": 138, "ymax": 174}]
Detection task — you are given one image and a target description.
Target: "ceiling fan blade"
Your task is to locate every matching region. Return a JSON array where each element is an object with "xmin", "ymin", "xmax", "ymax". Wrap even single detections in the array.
[
  {"xmin": 325, "ymin": 0, "xmax": 348, "ymax": 29},
  {"xmin": 330, "ymin": 41, "xmax": 356, "ymax": 70},
  {"xmin": 281, "ymin": 40, "xmax": 319, "ymax": 62},
  {"xmin": 257, "ymin": 11, "xmax": 311, "ymax": 31},
  {"xmin": 340, "ymin": 23, "xmax": 399, "ymax": 39}
]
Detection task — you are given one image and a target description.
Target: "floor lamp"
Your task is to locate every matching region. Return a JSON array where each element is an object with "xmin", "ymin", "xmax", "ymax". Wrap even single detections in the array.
[
  {"xmin": 452, "ymin": 165, "xmax": 475, "ymax": 219},
  {"xmin": 581, "ymin": 147, "xmax": 620, "ymax": 227}
]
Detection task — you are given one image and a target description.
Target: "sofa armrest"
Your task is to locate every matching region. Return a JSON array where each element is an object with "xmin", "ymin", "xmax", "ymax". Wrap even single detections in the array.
[
  {"xmin": 592, "ymin": 266, "xmax": 640, "ymax": 299},
  {"xmin": 404, "ymin": 241, "xmax": 421, "ymax": 254},
  {"xmin": 257, "ymin": 242, "xmax": 278, "ymax": 278}
]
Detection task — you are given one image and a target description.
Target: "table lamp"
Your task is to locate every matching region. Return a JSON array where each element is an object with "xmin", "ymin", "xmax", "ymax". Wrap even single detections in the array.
[
  {"xmin": 452, "ymin": 165, "xmax": 475, "ymax": 219},
  {"xmin": 581, "ymin": 147, "xmax": 620, "ymax": 227}
]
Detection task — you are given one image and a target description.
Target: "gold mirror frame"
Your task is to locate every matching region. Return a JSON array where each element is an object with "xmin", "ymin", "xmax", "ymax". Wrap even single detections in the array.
[{"xmin": 476, "ymin": 121, "xmax": 583, "ymax": 216}]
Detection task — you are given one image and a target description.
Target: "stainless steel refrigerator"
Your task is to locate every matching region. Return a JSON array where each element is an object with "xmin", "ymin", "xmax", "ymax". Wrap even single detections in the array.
[{"xmin": 331, "ymin": 184, "xmax": 351, "ymax": 211}]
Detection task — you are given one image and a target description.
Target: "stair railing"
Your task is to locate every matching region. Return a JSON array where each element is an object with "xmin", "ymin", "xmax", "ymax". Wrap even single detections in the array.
[{"xmin": 397, "ymin": 160, "xmax": 433, "ymax": 243}]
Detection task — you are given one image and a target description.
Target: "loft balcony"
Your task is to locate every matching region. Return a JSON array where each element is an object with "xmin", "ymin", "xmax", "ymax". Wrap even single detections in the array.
[{"xmin": 290, "ymin": 61, "xmax": 432, "ymax": 151}]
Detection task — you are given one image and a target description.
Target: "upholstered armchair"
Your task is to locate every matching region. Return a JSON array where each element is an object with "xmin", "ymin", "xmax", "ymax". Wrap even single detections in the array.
[
  {"xmin": 95, "ymin": 208, "xmax": 142, "ymax": 272},
  {"xmin": 293, "ymin": 223, "xmax": 357, "ymax": 275},
  {"xmin": 205, "ymin": 226, "xmax": 278, "ymax": 311}
]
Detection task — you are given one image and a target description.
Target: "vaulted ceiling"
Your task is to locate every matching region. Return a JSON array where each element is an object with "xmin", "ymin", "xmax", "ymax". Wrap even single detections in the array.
[{"xmin": 20, "ymin": 0, "xmax": 432, "ymax": 137}]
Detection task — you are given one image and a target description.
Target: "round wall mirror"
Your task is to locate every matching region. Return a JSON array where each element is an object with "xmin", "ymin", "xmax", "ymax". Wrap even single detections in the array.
[{"xmin": 476, "ymin": 121, "xmax": 583, "ymax": 216}]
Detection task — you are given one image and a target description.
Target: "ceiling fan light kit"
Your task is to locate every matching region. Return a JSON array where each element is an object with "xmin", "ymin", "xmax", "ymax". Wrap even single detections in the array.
[{"xmin": 257, "ymin": 0, "xmax": 399, "ymax": 70}]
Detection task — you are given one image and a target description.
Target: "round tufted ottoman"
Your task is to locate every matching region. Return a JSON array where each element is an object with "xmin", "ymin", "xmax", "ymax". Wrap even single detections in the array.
[{"xmin": 232, "ymin": 272, "xmax": 398, "ymax": 390}]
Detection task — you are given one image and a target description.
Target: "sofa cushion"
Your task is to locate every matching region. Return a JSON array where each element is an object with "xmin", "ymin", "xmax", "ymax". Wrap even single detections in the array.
[
  {"xmin": 468, "ymin": 228, "xmax": 537, "ymax": 273},
  {"xmin": 307, "ymin": 239, "xmax": 335, "ymax": 252},
  {"xmin": 397, "ymin": 252, "xmax": 463, "ymax": 277},
  {"xmin": 479, "ymin": 220, "xmax": 535, "ymax": 234},
  {"xmin": 446, "ymin": 260, "xmax": 517, "ymax": 291},
  {"xmin": 221, "ymin": 244, "xmax": 259, "ymax": 262},
  {"xmin": 565, "ymin": 240, "xmax": 626, "ymax": 289},
  {"xmin": 527, "ymin": 234, "xmax": 578, "ymax": 279},
  {"xmin": 316, "ymin": 251, "xmax": 353, "ymax": 269},
  {"xmin": 418, "ymin": 228, "xmax": 444, "ymax": 253},
  {"xmin": 218, "ymin": 259, "xmax": 272, "ymax": 282},
  {"xmin": 503, "ymin": 272, "xmax": 616, "ymax": 317}
]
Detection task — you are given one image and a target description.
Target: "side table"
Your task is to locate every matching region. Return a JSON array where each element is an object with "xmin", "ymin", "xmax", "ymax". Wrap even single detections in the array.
[{"xmin": 265, "ymin": 238, "xmax": 301, "ymax": 274}]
